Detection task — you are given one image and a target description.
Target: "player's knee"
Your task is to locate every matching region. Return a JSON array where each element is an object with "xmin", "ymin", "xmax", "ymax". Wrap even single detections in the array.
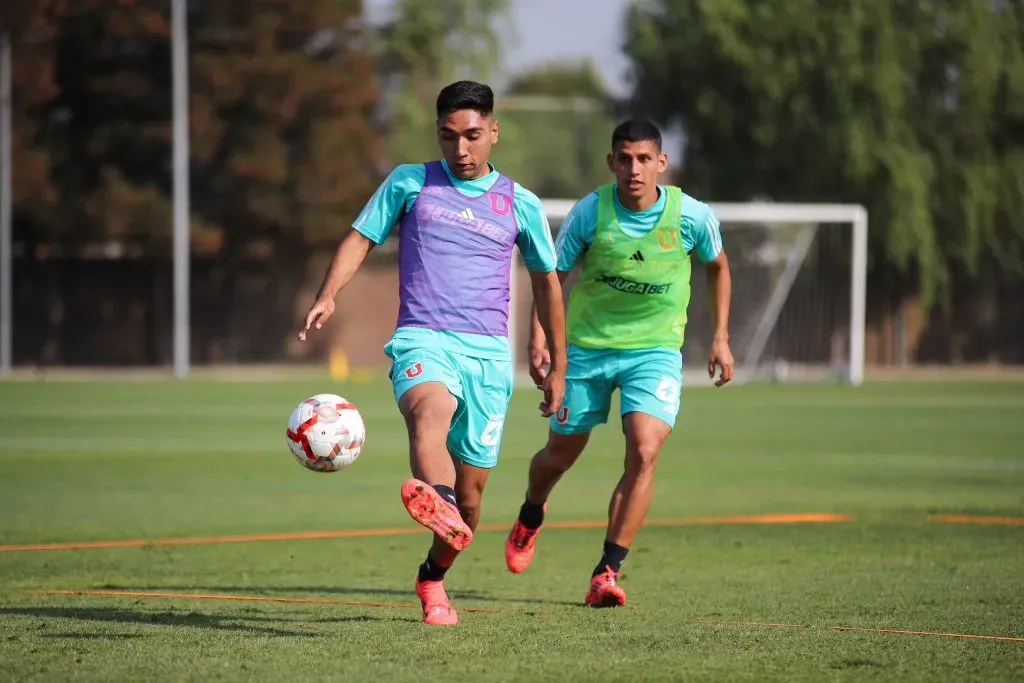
[
  {"xmin": 625, "ymin": 440, "xmax": 660, "ymax": 476},
  {"xmin": 401, "ymin": 389, "xmax": 455, "ymax": 440}
]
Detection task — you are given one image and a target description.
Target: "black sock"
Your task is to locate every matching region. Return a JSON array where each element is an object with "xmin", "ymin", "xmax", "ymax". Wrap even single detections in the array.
[
  {"xmin": 593, "ymin": 540, "xmax": 629, "ymax": 576},
  {"xmin": 518, "ymin": 499, "xmax": 545, "ymax": 529},
  {"xmin": 417, "ymin": 552, "xmax": 451, "ymax": 583},
  {"xmin": 432, "ymin": 484, "xmax": 458, "ymax": 509}
]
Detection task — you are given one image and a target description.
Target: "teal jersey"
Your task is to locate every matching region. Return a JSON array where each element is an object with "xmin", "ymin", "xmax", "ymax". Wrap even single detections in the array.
[
  {"xmin": 353, "ymin": 159, "xmax": 556, "ymax": 360},
  {"xmin": 554, "ymin": 186, "xmax": 723, "ymax": 272}
]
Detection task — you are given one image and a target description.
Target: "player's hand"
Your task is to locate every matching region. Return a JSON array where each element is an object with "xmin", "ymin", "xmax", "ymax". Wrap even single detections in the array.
[
  {"xmin": 297, "ymin": 297, "xmax": 335, "ymax": 342},
  {"xmin": 527, "ymin": 343, "xmax": 551, "ymax": 388},
  {"xmin": 708, "ymin": 335, "xmax": 734, "ymax": 387},
  {"xmin": 539, "ymin": 366, "xmax": 565, "ymax": 418}
]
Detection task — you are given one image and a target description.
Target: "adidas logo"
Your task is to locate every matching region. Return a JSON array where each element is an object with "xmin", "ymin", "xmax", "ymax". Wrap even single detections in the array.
[
  {"xmin": 630, "ymin": 250, "xmax": 645, "ymax": 261},
  {"xmin": 457, "ymin": 208, "xmax": 476, "ymax": 221}
]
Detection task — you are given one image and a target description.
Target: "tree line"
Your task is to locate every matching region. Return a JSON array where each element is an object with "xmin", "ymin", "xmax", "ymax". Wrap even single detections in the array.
[{"xmin": 2, "ymin": 0, "xmax": 1022, "ymax": 350}]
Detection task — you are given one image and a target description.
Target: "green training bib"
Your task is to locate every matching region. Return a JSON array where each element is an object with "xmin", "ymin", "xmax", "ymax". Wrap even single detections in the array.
[{"xmin": 566, "ymin": 184, "xmax": 691, "ymax": 350}]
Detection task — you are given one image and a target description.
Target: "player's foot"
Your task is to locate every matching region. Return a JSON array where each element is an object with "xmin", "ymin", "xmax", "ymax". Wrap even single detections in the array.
[
  {"xmin": 415, "ymin": 577, "xmax": 458, "ymax": 626},
  {"xmin": 584, "ymin": 566, "xmax": 627, "ymax": 608},
  {"xmin": 505, "ymin": 505, "xmax": 546, "ymax": 574},
  {"xmin": 400, "ymin": 478, "xmax": 473, "ymax": 551}
]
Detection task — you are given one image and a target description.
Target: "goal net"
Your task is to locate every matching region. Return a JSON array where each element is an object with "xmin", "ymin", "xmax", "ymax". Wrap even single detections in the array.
[{"xmin": 510, "ymin": 202, "xmax": 867, "ymax": 388}]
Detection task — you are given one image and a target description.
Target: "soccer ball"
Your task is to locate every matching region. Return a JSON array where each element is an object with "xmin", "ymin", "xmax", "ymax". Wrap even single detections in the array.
[{"xmin": 285, "ymin": 393, "xmax": 366, "ymax": 472}]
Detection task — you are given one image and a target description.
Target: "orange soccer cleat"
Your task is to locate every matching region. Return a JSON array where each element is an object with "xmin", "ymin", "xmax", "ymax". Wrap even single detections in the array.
[
  {"xmin": 400, "ymin": 478, "xmax": 473, "ymax": 551},
  {"xmin": 584, "ymin": 566, "xmax": 627, "ymax": 608},
  {"xmin": 504, "ymin": 505, "xmax": 546, "ymax": 574},
  {"xmin": 415, "ymin": 577, "xmax": 458, "ymax": 626}
]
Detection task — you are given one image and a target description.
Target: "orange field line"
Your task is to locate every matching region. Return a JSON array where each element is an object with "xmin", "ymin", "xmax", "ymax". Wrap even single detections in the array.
[
  {"xmin": 691, "ymin": 619, "xmax": 1024, "ymax": 644},
  {"xmin": 0, "ymin": 513, "xmax": 852, "ymax": 553},
  {"xmin": 830, "ymin": 625, "xmax": 1024, "ymax": 643},
  {"xmin": 30, "ymin": 589, "xmax": 502, "ymax": 614},
  {"xmin": 928, "ymin": 514, "xmax": 1024, "ymax": 527}
]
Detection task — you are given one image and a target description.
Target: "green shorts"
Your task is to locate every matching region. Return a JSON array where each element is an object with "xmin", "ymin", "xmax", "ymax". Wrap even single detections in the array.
[
  {"xmin": 386, "ymin": 338, "xmax": 513, "ymax": 469},
  {"xmin": 551, "ymin": 344, "xmax": 683, "ymax": 435}
]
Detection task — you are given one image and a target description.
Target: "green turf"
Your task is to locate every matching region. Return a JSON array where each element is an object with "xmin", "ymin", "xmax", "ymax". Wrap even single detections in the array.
[{"xmin": 0, "ymin": 379, "xmax": 1022, "ymax": 682}]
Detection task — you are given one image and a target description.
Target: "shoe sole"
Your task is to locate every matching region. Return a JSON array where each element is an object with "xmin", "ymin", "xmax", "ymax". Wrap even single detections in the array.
[
  {"xmin": 505, "ymin": 552, "xmax": 533, "ymax": 574},
  {"xmin": 401, "ymin": 479, "xmax": 473, "ymax": 551},
  {"xmin": 423, "ymin": 611, "xmax": 459, "ymax": 626},
  {"xmin": 585, "ymin": 591, "xmax": 627, "ymax": 608}
]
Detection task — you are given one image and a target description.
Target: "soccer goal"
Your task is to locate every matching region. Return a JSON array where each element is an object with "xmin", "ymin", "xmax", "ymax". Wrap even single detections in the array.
[{"xmin": 509, "ymin": 202, "xmax": 868, "ymax": 388}]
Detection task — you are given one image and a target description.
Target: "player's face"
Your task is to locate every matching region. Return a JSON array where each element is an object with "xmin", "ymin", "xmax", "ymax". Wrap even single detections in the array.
[
  {"xmin": 437, "ymin": 110, "xmax": 499, "ymax": 180},
  {"xmin": 607, "ymin": 140, "xmax": 667, "ymax": 203}
]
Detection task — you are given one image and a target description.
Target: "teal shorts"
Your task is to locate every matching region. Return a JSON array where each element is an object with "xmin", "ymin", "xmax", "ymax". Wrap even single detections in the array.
[
  {"xmin": 386, "ymin": 339, "xmax": 513, "ymax": 469},
  {"xmin": 551, "ymin": 344, "xmax": 683, "ymax": 435}
]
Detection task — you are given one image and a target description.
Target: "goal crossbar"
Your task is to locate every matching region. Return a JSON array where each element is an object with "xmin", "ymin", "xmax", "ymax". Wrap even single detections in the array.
[{"xmin": 511, "ymin": 201, "xmax": 868, "ymax": 387}]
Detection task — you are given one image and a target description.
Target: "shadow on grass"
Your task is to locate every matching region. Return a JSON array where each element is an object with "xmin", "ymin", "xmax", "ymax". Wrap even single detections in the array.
[
  {"xmin": 99, "ymin": 584, "xmax": 582, "ymax": 608},
  {"xmin": 0, "ymin": 606, "xmax": 412, "ymax": 637}
]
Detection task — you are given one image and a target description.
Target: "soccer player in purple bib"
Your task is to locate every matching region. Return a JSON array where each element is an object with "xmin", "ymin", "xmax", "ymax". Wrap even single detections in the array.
[{"xmin": 298, "ymin": 81, "xmax": 567, "ymax": 626}]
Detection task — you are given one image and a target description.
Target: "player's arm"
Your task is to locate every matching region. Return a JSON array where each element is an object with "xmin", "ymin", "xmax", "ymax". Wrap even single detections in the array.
[
  {"xmin": 529, "ymin": 270, "xmax": 567, "ymax": 417},
  {"xmin": 516, "ymin": 188, "xmax": 568, "ymax": 417},
  {"xmin": 298, "ymin": 166, "xmax": 419, "ymax": 341},
  {"xmin": 297, "ymin": 230, "xmax": 375, "ymax": 341},
  {"xmin": 528, "ymin": 269, "xmax": 571, "ymax": 383},
  {"xmin": 696, "ymin": 209, "xmax": 734, "ymax": 386},
  {"xmin": 527, "ymin": 196, "xmax": 592, "ymax": 384}
]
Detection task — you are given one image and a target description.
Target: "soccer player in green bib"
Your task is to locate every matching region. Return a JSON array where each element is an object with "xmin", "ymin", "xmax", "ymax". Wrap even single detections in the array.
[{"xmin": 504, "ymin": 120, "xmax": 735, "ymax": 607}]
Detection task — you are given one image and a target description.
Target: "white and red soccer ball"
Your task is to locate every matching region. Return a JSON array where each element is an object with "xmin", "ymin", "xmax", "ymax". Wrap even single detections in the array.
[{"xmin": 286, "ymin": 393, "xmax": 366, "ymax": 472}]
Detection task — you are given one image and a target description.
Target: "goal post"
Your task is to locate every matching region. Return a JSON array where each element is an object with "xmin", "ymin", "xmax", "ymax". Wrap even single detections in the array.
[{"xmin": 510, "ymin": 201, "xmax": 868, "ymax": 388}]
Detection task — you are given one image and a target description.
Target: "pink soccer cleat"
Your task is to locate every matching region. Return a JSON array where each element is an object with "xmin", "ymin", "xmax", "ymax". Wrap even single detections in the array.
[
  {"xmin": 415, "ymin": 577, "xmax": 458, "ymax": 626},
  {"xmin": 400, "ymin": 478, "xmax": 473, "ymax": 551},
  {"xmin": 504, "ymin": 505, "xmax": 546, "ymax": 574},
  {"xmin": 584, "ymin": 566, "xmax": 627, "ymax": 608}
]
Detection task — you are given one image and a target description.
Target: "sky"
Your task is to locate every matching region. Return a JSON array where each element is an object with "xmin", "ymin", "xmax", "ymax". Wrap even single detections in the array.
[
  {"xmin": 362, "ymin": 0, "xmax": 683, "ymax": 161},
  {"xmin": 363, "ymin": 0, "xmax": 634, "ymax": 97}
]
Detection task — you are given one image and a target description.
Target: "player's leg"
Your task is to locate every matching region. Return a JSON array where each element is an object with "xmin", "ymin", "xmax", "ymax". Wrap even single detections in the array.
[
  {"xmin": 400, "ymin": 383, "xmax": 457, "ymax": 484},
  {"xmin": 428, "ymin": 457, "xmax": 491, "ymax": 569},
  {"xmin": 414, "ymin": 457, "xmax": 492, "ymax": 627},
  {"xmin": 604, "ymin": 411, "xmax": 672, "ymax": 551},
  {"xmin": 391, "ymin": 348, "xmax": 474, "ymax": 553},
  {"xmin": 503, "ymin": 430, "xmax": 589, "ymax": 574},
  {"xmin": 506, "ymin": 346, "xmax": 614, "ymax": 574},
  {"xmin": 413, "ymin": 354, "xmax": 512, "ymax": 626},
  {"xmin": 585, "ymin": 349, "xmax": 681, "ymax": 608}
]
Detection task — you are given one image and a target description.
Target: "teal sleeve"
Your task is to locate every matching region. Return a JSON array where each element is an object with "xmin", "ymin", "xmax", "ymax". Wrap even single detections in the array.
[
  {"xmin": 691, "ymin": 206, "xmax": 724, "ymax": 263},
  {"xmin": 553, "ymin": 192, "xmax": 598, "ymax": 272},
  {"xmin": 513, "ymin": 184, "xmax": 557, "ymax": 273},
  {"xmin": 680, "ymin": 201, "xmax": 724, "ymax": 263},
  {"xmin": 352, "ymin": 164, "xmax": 426, "ymax": 244}
]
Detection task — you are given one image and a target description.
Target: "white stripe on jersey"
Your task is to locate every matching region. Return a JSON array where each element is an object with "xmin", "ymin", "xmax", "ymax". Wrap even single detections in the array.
[
  {"xmin": 706, "ymin": 211, "xmax": 723, "ymax": 256},
  {"xmin": 539, "ymin": 212, "xmax": 556, "ymax": 253},
  {"xmin": 553, "ymin": 210, "xmax": 575, "ymax": 256}
]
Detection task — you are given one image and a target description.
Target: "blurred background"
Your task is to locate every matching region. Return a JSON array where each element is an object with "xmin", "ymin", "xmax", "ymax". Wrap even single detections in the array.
[{"xmin": 0, "ymin": 0, "xmax": 1022, "ymax": 379}]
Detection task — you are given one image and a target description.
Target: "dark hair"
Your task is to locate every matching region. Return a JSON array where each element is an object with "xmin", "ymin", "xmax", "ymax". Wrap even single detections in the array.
[
  {"xmin": 436, "ymin": 80, "xmax": 494, "ymax": 119},
  {"xmin": 611, "ymin": 119, "xmax": 662, "ymax": 150}
]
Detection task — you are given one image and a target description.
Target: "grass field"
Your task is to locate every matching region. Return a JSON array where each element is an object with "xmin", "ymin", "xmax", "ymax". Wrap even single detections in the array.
[{"xmin": 0, "ymin": 378, "xmax": 1022, "ymax": 682}]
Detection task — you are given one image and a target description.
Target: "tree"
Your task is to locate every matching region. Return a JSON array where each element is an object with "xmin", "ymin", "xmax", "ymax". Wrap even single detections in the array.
[
  {"xmin": 10, "ymin": 0, "xmax": 379, "ymax": 252},
  {"xmin": 376, "ymin": 0, "xmax": 508, "ymax": 165},
  {"xmin": 492, "ymin": 61, "xmax": 618, "ymax": 200},
  {"xmin": 3, "ymin": 1, "xmax": 72, "ymax": 246},
  {"xmin": 374, "ymin": 5, "xmax": 614, "ymax": 201},
  {"xmin": 7, "ymin": 0, "xmax": 381, "ymax": 363},
  {"xmin": 625, "ymin": 0, "xmax": 1024, "ymax": 311}
]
